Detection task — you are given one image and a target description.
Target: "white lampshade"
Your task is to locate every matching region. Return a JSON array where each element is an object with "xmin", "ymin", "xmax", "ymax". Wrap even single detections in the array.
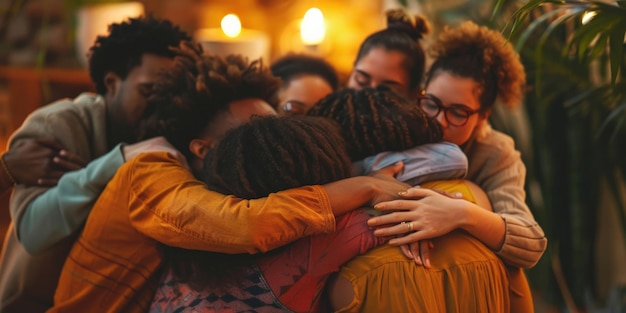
[{"xmin": 75, "ymin": 2, "xmax": 145, "ymax": 67}]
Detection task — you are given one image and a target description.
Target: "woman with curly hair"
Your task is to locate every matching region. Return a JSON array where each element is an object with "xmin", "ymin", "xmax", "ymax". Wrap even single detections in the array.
[
  {"xmin": 151, "ymin": 115, "xmax": 392, "ymax": 313},
  {"xmin": 361, "ymin": 21, "xmax": 546, "ymax": 311}
]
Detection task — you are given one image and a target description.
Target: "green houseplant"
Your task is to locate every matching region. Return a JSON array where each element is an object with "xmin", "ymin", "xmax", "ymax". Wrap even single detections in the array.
[
  {"xmin": 395, "ymin": 0, "xmax": 625, "ymax": 310},
  {"xmin": 494, "ymin": 0, "xmax": 626, "ymax": 310}
]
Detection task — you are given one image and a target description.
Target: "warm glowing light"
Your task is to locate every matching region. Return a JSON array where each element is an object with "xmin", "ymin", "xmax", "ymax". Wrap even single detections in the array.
[
  {"xmin": 300, "ymin": 8, "xmax": 325, "ymax": 45},
  {"xmin": 582, "ymin": 11, "xmax": 597, "ymax": 25},
  {"xmin": 221, "ymin": 14, "xmax": 241, "ymax": 38}
]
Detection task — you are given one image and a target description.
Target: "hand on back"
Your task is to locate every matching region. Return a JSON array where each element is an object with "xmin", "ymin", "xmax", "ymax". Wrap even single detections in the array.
[
  {"xmin": 366, "ymin": 161, "xmax": 410, "ymax": 207},
  {"xmin": 4, "ymin": 137, "xmax": 86, "ymax": 187}
]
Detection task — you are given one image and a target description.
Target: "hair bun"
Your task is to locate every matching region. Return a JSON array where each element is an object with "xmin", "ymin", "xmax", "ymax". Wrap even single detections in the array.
[{"xmin": 385, "ymin": 9, "xmax": 430, "ymax": 41}]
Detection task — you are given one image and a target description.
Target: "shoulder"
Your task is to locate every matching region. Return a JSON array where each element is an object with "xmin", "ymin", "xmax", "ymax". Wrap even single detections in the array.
[
  {"xmin": 27, "ymin": 93, "xmax": 105, "ymax": 122},
  {"xmin": 466, "ymin": 124, "xmax": 520, "ymax": 163},
  {"xmin": 472, "ymin": 124, "xmax": 516, "ymax": 152}
]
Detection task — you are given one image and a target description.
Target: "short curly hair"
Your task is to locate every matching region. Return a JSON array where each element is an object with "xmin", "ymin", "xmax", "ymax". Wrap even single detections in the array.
[
  {"xmin": 88, "ymin": 16, "xmax": 191, "ymax": 95},
  {"xmin": 137, "ymin": 41, "xmax": 281, "ymax": 161},
  {"xmin": 425, "ymin": 21, "xmax": 526, "ymax": 110},
  {"xmin": 355, "ymin": 9, "xmax": 431, "ymax": 92}
]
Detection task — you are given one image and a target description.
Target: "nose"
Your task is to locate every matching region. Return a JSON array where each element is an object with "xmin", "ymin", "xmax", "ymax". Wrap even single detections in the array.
[{"xmin": 434, "ymin": 111, "xmax": 448, "ymax": 127}]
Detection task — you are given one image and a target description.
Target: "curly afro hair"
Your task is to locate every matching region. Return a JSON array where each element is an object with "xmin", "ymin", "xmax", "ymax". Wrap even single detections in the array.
[
  {"xmin": 425, "ymin": 21, "xmax": 526, "ymax": 110},
  {"xmin": 137, "ymin": 41, "xmax": 281, "ymax": 161},
  {"xmin": 88, "ymin": 16, "xmax": 191, "ymax": 95}
]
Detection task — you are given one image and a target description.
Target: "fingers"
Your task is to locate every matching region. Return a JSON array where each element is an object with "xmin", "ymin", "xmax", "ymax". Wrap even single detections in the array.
[
  {"xmin": 36, "ymin": 178, "xmax": 60, "ymax": 187},
  {"xmin": 53, "ymin": 153, "xmax": 86, "ymax": 170},
  {"xmin": 400, "ymin": 244, "xmax": 413, "ymax": 259},
  {"xmin": 409, "ymin": 242, "xmax": 421, "ymax": 266},
  {"xmin": 398, "ymin": 187, "xmax": 434, "ymax": 199},
  {"xmin": 372, "ymin": 161, "xmax": 404, "ymax": 178},
  {"xmin": 34, "ymin": 137, "xmax": 65, "ymax": 150},
  {"xmin": 57, "ymin": 150, "xmax": 87, "ymax": 166},
  {"xmin": 419, "ymin": 241, "xmax": 433, "ymax": 269},
  {"xmin": 368, "ymin": 207, "xmax": 416, "ymax": 227}
]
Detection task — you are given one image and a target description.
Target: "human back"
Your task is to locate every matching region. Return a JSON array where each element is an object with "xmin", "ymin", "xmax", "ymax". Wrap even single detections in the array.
[
  {"xmin": 0, "ymin": 16, "xmax": 190, "ymax": 313},
  {"xmin": 151, "ymin": 115, "xmax": 388, "ymax": 312}
]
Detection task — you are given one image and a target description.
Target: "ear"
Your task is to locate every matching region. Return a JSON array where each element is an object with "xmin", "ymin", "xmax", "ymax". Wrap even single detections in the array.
[
  {"xmin": 104, "ymin": 72, "xmax": 120, "ymax": 96},
  {"xmin": 189, "ymin": 139, "xmax": 212, "ymax": 160}
]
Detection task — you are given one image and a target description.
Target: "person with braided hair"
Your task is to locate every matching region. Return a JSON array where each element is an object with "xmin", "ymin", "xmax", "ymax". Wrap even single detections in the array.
[
  {"xmin": 365, "ymin": 21, "xmax": 546, "ymax": 311},
  {"xmin": 307, "ymin": 86, "xmax": 468, "ymax": 187},
  {"xmin": 0, "ymin": 16, "xmax": 191, "ymax": 313},
  {"xmin": 150, "ymin": 115, "xmax": 391, "ymax": 312},
  {"xmin": 305, "ymin": 86, "xmax": 513, "ymax": 312},
  {"xmin": 49, "ymin": 41, "xmax": 408, "ymax": 313},
  {"xmin": 347, "ymin": 9, "xmax": 429, "ymax": 98}
]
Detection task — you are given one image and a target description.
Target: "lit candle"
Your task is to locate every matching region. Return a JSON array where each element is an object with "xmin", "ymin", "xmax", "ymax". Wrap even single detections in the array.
[
  {"xmin": 300, "ymin": 8, "xmax": 326, "ymax": 47},
  {"xmin": 195, "ymin": 14, "xmax": 270, "ymax": 62}
]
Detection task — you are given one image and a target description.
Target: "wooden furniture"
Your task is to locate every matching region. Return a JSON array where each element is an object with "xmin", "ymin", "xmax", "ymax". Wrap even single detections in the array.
[{"xmin": 0, "ymin": 66, "xmax": 94, "ymax": 141}]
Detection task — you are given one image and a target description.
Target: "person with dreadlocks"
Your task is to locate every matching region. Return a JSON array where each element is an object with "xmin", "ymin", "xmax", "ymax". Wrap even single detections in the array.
[
  {"xmin": 305, "ymin": 86, "xmax": 513, "ymax": 311},
  {"xmin": 0, "ymin": 16, "xmax": 190, "ymax": 312},
  {"xmin": 308, "ymin": 86, "xmax": 468, "ymax": 188},
  {"xmin": 49, "ymin": 41, "xmax": 407, "ymax": 313},
  {"xmin": 365, "ymin": 21, "xmax": 545, "ymax": 311},
  {"xmin": 150, "ymin": 115, "xmax": 391, "ymax": 312}
]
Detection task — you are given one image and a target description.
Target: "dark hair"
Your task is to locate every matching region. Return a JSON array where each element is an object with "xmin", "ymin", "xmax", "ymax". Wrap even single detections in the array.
[
  {"xmin": 425, "ymin": 21, "xmax": 526, "ymax": 111},
  {"xmin": 354, "ymin": 9, "xmax": 430, "ymax": 92},
  {"xmin": 171, "ymin": 115, "xmax": 352, "ymax": 287},
  {"xmin": 307, "ymin": 86, "xmax": 443, "ymax": 162},
  {"xmin": 88, "ymin": 16, "xmax": 191, "ymax": 95},
  {"xmin": 270, "ymin": 54, "xmax": 340, "ymax": 91},
  {"xmin": 136, "ymin": 41, "xmax": 281, "ymax": 161}
]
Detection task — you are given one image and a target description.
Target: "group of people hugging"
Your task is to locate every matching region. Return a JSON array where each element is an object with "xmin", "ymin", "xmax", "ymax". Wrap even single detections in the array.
[{"xmin": 0, "ymin": 8, "xmax": 547, "ymax": 313}]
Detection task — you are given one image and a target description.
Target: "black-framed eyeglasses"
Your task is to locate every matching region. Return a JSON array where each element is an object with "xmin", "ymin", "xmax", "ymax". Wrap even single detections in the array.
[{"xmin": 417, "ymin": 93, "xmax": 481, "ymax": 127}]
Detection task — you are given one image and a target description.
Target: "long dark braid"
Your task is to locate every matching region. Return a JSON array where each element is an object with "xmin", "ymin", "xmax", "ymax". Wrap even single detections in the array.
[
  {"xmin": 308, "ymin": 86, "xmax": 442, "ymax": 162},
  {"xmin": 172, "ymin": 115, "xmax": 352, "ymax": 288}
]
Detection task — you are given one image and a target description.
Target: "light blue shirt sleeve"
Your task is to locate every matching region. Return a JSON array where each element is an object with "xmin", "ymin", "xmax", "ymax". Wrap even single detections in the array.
[
  {"xmin": 363, "ymin": 142, "xmax": 469, "ymax": 186},
  {"xmin": 18, "ymin": 144, "xmax": 125, "ymax": 254}
]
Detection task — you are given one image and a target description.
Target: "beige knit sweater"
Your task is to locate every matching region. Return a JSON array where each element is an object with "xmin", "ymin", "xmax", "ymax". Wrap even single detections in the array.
[{"xmin": 463, "ymin": 123, "xmax": 547, "ymax": 268}]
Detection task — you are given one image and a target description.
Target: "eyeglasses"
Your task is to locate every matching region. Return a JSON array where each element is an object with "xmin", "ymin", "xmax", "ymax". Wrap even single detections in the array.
[
  {"xmin": 281, "ymin": 101, "xmax": 308, "ymax": 116},
  {"xmin": 417, "ymin": 93, "xmax": 481, "ymax": 127}
]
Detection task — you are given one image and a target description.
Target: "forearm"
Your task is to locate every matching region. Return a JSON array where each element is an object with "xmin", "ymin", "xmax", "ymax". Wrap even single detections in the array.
[
  {"xmin": 323, "ymin": 176, "xmax": 379, "ymax": 216},
  {"xmin": 18, "ymin": 145, "xmax": 124, "ymax": 253},
  {"xmin": 460, "ymin": 204, "xmax": 507, "ymax": 251},
  {"xmin": 130, "ymin": 152, "xmax": 336, "ymax": 254}
]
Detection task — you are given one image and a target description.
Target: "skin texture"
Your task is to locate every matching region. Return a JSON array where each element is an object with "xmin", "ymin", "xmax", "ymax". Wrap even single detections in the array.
[
  {"xmin": 368, "ymin": 71, "xmax": 506, "ymax": 265},
  {"xmin": 1, "ymin": 139, "xmax": 85, "ymax": 190},
  {"xmin": 103, "ymin": 53, "xmax": 176, "ymax": 148},
  {"xmin": 347, "ymin": 48, "xmax": 410, "ymax": 96},
  {"xmin": 425, "ymin": 72, "xmax": 487, "ymax": 146},
  {"xmin": 277, "ymin": 75, "xmax": 334, "ymax": 116},
  {"xmin": 188, "ymin": 98, "xmax": 277, "ymax": 172}
]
